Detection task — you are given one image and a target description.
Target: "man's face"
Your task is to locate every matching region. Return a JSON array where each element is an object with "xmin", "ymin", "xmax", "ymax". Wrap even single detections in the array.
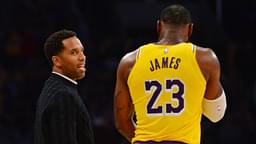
[{"xmin": 58, "ymin": 36, "xmax": 86, "ymax": 80}]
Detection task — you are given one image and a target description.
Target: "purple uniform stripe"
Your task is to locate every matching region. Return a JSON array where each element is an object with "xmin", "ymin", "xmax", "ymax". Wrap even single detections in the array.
[{"xmin": 134, "ymin": 141, "xmax": 186, "ymax": 144}]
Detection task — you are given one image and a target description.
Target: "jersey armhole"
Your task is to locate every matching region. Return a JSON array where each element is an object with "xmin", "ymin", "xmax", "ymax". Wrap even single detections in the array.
[
  {"xmin": 136, "ymin": 48, "xmax": 141, "ymax": 60},
  {"xmin": 191, "ymin": 44, "xmax": 207, "ymax": 85},
  {"xmin": 128, "ymin": 47, "xmax": 142, "ymax": 85}
]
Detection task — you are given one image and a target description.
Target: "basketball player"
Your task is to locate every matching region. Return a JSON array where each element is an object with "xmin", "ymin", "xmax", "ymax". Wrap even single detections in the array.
[
  {"xmin": 34, "ymin": 29, "xmax": 95, "ymax": 144},
  {"xmin": 114, "ymin": 4, "xmax": 227, "ymax": 144}
]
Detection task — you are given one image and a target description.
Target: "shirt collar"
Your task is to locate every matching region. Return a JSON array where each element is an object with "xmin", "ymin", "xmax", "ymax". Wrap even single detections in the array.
[{"xmin": 52, "ymin": 71, "xmax": 78, "ymax": 85}]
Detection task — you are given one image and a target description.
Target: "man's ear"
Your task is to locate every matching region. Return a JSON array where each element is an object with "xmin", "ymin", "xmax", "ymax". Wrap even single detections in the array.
[
  {"xmin": 188, "ymin": 23, "xmax": 193, "ymax": 37},
  {"xmin": 52, "ymin": 56, "xmax": 61, "ymax": 67},
  {"xmin": 157, "ymin": 20, "xmax": 161, "ymax": 35}
]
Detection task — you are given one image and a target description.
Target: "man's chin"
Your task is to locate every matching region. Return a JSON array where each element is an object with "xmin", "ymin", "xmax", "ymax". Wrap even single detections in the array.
[{"xmin": 76, "ymin": 73, "xmax": 85, "ymax": 80}]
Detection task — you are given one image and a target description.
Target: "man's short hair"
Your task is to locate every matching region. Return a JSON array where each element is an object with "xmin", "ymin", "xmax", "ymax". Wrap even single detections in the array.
[
  {"xmin": 160, "ymin": 4, "xmax": 192, "ymax": 25},
  {"xmin": 44, "ymin": 29, "xmax": 77, "ymax": 66}
]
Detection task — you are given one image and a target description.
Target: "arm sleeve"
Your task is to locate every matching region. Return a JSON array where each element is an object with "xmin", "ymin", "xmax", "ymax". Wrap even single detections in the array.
[
  {"xmin": 202, "ymin": 90, "xmax": 227, "ymax": 123},
  {"xmin": 42, "ymin": 92, "xmax": 77, "ymax": 144}
]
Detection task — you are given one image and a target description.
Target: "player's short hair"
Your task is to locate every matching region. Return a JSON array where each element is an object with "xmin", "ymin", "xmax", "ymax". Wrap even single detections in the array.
[
  {"xmin": 44, "ymin": 29, "xmax": 77, "ymax": 66},
  {"xmin": 160, "ymin": 4, "xmax": 192, "ymax": 25}
]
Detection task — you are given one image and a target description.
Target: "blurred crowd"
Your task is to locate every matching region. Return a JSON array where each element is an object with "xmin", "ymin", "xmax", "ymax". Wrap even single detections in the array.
[{"xmin": 0, "ymin": 0, "xmax": 255, "ymax": 144}]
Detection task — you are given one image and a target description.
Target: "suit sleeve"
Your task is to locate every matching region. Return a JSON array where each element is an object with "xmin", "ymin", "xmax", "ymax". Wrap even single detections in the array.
[{"xmin": 42, "ymin": 92, "xmax": 78, "ymax": 144}]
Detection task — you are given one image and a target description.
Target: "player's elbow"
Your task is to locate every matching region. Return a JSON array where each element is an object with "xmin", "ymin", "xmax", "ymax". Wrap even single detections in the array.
[
  {"xmin": 114, "ymin": 116, "xmax": 127, "ymax": 135},
  {"xmin": 115, "ymin": 120, "xmax": 132, "ymax": 141},
  {"xmin": 202, "ymin": 90, "xmax": 227, "ymax": 123},
  {"xmin": 115, "ymin": 121, "xmax": 123, "ymax": 134},
  {"xmin": 206, "ymin": 110, "xmax": 225, "ymax": 123}
]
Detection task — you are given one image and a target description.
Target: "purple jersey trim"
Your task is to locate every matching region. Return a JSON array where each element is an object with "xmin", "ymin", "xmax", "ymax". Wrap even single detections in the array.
[{"xmin": 134, "ymin": 141, "xmax": 186, "ymax": 144}]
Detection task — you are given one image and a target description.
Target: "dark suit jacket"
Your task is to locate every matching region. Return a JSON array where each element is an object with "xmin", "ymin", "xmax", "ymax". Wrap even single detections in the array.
[{"xmin": 34, "ymin": 73, "xmax": 95, "ymax": 144}]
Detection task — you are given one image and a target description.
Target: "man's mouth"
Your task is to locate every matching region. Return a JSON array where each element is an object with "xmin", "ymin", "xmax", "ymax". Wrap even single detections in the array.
[{"xmin": 77, "ymin": 64, "xmax": 86, "ymax": 71}]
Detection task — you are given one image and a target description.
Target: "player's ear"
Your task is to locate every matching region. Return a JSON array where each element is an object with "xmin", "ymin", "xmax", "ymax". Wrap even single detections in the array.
[
  {"xmin": 52, "ymin": 56, "xmax": 62, "ymax": 67},
  {"xmin": 188, "ymin": 23, "xmax": 193, "ymax": 37},
  {"xmin": 157, "ymin": 20, "xmax": 161, "ymax": 35}
]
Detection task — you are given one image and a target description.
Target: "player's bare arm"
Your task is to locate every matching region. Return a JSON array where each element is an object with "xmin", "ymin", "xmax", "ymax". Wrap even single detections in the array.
[
  {"xmin": 196, "ymin": 47, "xmax": 222, "ymax": 99},
  {"xmin": 114, "ymin": 50, "xmax": 138, "ymax": 142},
  {"xmin": 196, "ymin": 46, "xmax": 227, "ymax": 122}
]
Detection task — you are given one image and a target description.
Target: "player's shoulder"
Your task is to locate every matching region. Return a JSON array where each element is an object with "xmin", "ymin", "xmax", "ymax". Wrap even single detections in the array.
[
  {"xmin": 194, "ymin": 44, "xmax": 220, "ymax": 73},
  {"xmin": 119, "ymin": 48, "xmax": 140, "ymax": 66},
  {"xmin": 194, "ymin": 44, "xmax": 218, "ymax": 62},
  {"xmin": 120, "ymin": 43, "xmax": 152, "ymax": 62},
  {"xmin": 118, "ymin": 43, "xmax": 152, "ymax": 71},
  {"xmin": 194, "ymin": 44, "xmax": 214, "ymax": 54}
]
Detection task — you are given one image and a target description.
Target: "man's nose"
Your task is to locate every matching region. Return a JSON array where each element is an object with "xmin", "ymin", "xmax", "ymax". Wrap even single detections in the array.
[{"xmin": 79, "ymin": 52, "xmax": 86, "ymax": 61}]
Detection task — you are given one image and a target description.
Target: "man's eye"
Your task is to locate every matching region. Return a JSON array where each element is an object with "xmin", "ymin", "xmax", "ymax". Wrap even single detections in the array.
[{"xmin": 71, "ymin": 51, "xmax": 77, "ymax": 55}]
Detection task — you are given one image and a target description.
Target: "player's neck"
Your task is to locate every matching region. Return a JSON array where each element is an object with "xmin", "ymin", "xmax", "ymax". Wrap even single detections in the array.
[
  {"xmin": 158, "ymin": 30, "xmax": 187, "ymax": 45},
  {"xmin": 157, "ymin": 36, "xmax": 186, "ymax": 45}
]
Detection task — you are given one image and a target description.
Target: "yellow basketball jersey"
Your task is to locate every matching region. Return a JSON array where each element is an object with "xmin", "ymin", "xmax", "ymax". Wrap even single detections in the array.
[{"xmin": 128, "ymin": 42, "xmax": 206, "ymax": 144}]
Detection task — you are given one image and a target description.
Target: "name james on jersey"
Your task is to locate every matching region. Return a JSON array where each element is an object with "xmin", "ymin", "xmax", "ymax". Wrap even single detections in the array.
[{"xmin": 149, "ymin": 56, "xmax": 181, "ymax": 72}]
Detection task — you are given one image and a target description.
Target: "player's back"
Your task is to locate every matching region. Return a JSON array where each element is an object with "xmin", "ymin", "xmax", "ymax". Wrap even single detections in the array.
[{"xmin": 128, "ymin": 42, "xmax": 206, "ymax": 144}]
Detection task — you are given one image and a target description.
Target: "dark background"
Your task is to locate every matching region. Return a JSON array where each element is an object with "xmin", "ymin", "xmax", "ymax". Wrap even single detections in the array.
[{"xmin": 0, "ymin": 0, "xmax": 255, "ymax": 143}]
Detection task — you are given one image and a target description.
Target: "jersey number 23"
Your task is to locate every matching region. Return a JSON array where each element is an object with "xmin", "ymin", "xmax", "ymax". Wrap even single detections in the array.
[{"xmin": 145, "ymin": 79, "xmax": 184, "ymax": 115}]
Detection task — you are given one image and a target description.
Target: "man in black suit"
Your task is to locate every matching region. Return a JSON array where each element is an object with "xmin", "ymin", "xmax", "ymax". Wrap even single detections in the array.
[{"xmin": 35, "ymin": 29, "xmax": 95, "ymax": 144}]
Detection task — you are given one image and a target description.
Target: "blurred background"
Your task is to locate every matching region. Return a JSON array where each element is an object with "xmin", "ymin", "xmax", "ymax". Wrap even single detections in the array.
[{"xmin": 0, "ymin": 0, "xmax": 255, "ymax": 143}]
